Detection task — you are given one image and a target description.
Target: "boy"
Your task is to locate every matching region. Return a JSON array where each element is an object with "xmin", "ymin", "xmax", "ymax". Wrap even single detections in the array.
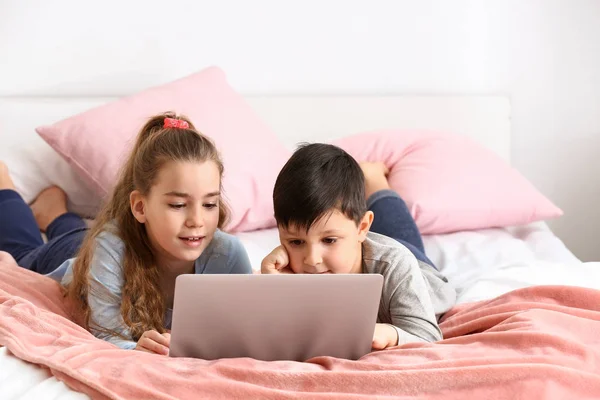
[{"xmin": 261, "ymin": 143, "xmax": 456, "ymax": 349}]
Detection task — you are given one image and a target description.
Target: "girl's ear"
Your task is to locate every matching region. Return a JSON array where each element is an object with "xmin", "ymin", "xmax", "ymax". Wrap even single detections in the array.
[
  {"xmin": 357, "ymin": 211, "xmax": 374, "ymax": 242},
  {"xmin": 130, "ymin": 190, "xmax": 147, "ymax": 223}
]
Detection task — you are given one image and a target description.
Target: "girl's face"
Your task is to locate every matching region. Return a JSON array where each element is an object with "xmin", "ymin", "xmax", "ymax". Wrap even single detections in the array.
[{"xmin": 131, "ymin": 160, "xmax": 221, "ymax": 273}]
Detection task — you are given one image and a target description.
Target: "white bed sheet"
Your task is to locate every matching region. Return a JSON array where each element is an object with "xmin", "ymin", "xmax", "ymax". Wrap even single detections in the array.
[{"xmin": 0, "ymin": 348, "xmax": 88, "ymax": 400}]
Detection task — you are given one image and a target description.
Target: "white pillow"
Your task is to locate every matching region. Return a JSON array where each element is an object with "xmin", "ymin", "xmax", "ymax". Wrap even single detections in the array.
[{"xmin": 0, "ymin": 98, "xmax": 107, "ymax": 216}]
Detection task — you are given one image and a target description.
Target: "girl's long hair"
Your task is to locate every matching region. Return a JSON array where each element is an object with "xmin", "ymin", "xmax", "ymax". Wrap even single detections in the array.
[{"xmin": 66, "ymin": 112, "xmax": 228, "ymax": 340}]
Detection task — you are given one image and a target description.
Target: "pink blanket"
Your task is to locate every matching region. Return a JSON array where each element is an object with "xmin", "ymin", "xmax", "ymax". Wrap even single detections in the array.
[{"xmin": 1, "ymin": 251, "xmax": 599, "ymax": 400}]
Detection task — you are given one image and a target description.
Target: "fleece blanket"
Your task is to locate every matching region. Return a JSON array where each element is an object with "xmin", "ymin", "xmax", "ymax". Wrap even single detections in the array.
[{"xmin": 1, "ymin": 251, "xmax": 599, "ymax": 400}]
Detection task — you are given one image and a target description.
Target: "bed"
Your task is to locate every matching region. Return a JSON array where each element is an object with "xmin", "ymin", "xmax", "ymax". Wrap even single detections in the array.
[{"xmin": 1, "ymin": 94, "xmax": 599, "ymax": 399}]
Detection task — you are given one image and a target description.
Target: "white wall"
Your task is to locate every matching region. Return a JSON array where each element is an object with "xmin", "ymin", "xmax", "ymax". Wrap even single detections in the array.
[{"xmin": 1, "ymin": 0, "xmax": 600, "ymax": 260}]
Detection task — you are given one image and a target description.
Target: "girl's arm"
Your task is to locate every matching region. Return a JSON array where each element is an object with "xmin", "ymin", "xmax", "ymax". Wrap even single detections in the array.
[
  {"xmin": 86, "ymin": 232, "xmax": 137, "ymax": 349},
  {"xmin": 227, "ymin": 236, "xmax": 253, "ymax": 274}
]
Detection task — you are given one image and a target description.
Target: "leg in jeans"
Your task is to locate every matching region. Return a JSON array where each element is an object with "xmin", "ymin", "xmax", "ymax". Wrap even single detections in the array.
[
  {"xmin": 21, "ymin": 185, "xmax": 87, "ymax": 275},
  {"xmin": 360, "ymin": 162, "xmax": 435, "ymax": 268},
  {"xmin": 367, "ymin": 189, "xmax": 435, "ymax": 267},
  {"xmin": 18, "ymin": 211, "xmax": 88, "ymax": 275},
  {"xmin": 368, "ymin": 190, "xmax": 424, "ymax": 253},
  {"xmin": 0, "ymin": 169, "xmax": 87, "ymax": 275},
  {"xmin": 46, "ymin": 212, "xmax": 87, "ymax": 239},
  {"xmin": 0, "ymin": 189, "xmax": 45, "ymax": 264}
]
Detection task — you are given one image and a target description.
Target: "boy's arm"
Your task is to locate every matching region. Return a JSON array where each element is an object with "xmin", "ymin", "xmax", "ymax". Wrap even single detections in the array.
[
  {"xmin": 261, "ymin": 245, "xmax": 293, "ymax": 274},
  {"xmin": 386, "ymin": 255, "xmax": 443, "ymax": 345},
  {"xmin": 86, "ymin": 235, "xmax": 137, "ymax": 349}
]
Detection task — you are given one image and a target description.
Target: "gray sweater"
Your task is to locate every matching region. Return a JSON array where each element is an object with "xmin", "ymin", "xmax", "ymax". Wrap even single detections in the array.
[{"xmin": 362, "ymin": 231, "xmax": 456, "ymax": 344}]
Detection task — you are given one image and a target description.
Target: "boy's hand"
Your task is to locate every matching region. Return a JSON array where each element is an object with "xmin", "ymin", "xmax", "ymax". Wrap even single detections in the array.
[
  {"xmin": 261, "ymin": 246, "xmax": 293, "ymax": 274},
  {"xmin": 372, "ymin": 323, "xmax": 399, "ymax": 350},
  {"xmin": 135, "ymin": 330, "xmax": 171, "ymax": 355}
]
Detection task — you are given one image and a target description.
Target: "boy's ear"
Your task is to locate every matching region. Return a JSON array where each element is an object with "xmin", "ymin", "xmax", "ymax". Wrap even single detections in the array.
[
  {"xmin": 357, "ymin": 211, "xmax": 374, "ymax": 242},
  {"xmin": 130, "ymin": 190, "xmax": 147, "ymax": 223}
]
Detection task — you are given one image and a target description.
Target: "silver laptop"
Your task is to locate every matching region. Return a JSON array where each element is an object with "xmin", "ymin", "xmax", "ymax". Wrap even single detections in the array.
[{"xmin": 169, "ymin": 274, "xmax": 383, "ymax": 361}]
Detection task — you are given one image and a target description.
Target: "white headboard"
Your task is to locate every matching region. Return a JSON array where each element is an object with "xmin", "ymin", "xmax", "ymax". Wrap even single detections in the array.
[
  {"xmin": 246, "ymin": 95, "xmax": 511, "ymax": 162},
  {"xmin": 0, "ymin": 94, "xmax": 511, "ymax": 161}
]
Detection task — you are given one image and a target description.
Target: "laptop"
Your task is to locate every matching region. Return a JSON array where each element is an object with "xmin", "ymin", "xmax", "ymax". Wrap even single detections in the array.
[{"xmin": 169, "ymin": 274, "xmax": 383, "ymax": 361}]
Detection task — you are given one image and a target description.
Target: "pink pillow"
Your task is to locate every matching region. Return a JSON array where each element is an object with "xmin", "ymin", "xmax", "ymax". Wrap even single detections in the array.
[
  {"xmin": 332, "ymin": 130, "xmax": 562, "ymax": 234},
  {"xmin": 37, "ymin": 67, "xmax": 289, "ymax": 232}
]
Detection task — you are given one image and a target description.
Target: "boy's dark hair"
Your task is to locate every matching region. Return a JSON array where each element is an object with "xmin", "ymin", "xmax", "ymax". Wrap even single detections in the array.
[{"xmin": 274, "ymin": 143, "xmax": 367, "ymax": 230}]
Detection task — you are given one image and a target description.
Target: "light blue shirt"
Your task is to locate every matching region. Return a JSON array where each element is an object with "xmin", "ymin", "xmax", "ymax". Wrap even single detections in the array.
[{"xmin": 48, "ymin": 228, "xmax": 252, "ymax": 349}]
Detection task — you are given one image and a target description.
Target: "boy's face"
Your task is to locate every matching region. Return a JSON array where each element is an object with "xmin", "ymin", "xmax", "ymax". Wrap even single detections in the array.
[{"xmin": 278, "ymin": 209, "xmax": 373, "ymax": 274}]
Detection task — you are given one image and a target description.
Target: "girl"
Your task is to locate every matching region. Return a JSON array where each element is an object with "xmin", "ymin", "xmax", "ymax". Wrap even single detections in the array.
[{"xmin": 0, "ymin": 113, "xmax": 252, "ymax": 355}]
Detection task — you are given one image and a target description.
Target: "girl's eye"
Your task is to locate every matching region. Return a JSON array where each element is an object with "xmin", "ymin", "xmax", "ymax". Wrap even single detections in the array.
[
  {"xmin": 289, "ymin": 240, "xmax": 304, "ymax": 247},
  {"xmin": 204, "ymin": 203, "xmax": 218, "ymax": 209},
  {"xmin": 323, "ymin": 238, "xmax": 337, "ymax": 244},
  {"xmin": 169, "ymin": 204, "xmax": 185, "ymax": 209}
]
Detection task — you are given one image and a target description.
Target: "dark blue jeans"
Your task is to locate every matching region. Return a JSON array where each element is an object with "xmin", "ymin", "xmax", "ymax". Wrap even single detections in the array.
[
  {"xmin": 0, "ymin": 189, "xmax": 87, "ymax": 275},
  {"xmin": 367, "ymin": 189, "xmax": 435, "ymax": 268}
]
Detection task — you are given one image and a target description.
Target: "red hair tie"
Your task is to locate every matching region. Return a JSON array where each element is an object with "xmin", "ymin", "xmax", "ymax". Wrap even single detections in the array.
[{"xmin": 164, "ymin": 117, "xmax": 190, "ymax": 129}]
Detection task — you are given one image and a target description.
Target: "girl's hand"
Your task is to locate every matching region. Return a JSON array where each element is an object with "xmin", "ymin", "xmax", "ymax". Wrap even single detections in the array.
[
  {"xmin": 135, "ymin": 330, "xmax": 171, "ymax": 355},
  {"xmin": 372, "ymin": 323, "xmax": 399, "ymax": 350},
  {"xmin": 261, "ymin": 246, "xmax": 293, "ymax": 274}
]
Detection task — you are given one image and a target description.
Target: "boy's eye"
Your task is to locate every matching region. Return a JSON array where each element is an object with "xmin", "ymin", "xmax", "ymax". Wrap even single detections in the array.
[
  {"xmin": 288, "ymin": 240, "xmax": 304, "ymax": 246},
  {"xmin": 323, "ymin": 238, "xmax": 337, "ymax": 244},
  {"xmin": 204, "ymin": 203, "xmax": 218, "ymax": 209},
  {"xmin": 169, "ymin": 203, "xmax": 185, "ymax": 209}
]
